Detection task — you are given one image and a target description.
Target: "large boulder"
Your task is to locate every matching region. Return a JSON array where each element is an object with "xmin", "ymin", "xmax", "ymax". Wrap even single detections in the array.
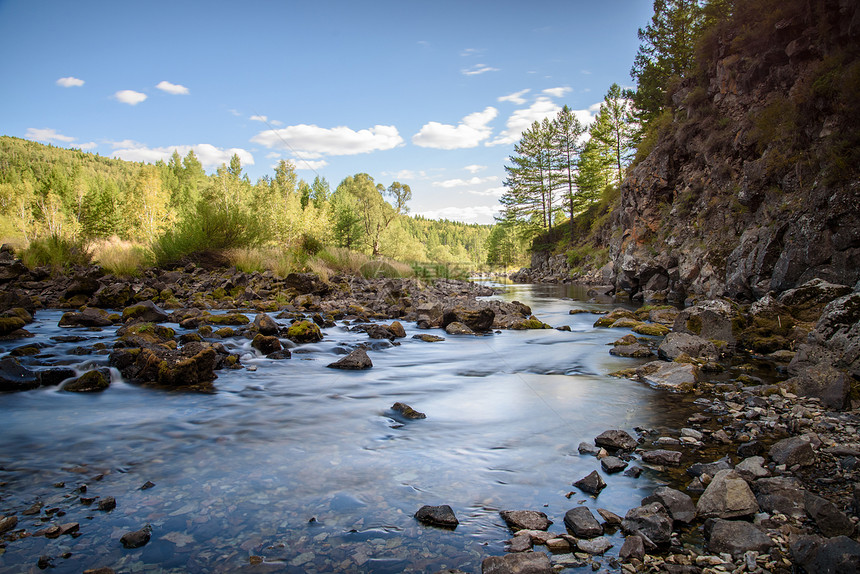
[
  {"xmin": 777, "ymin": 278, "xmax": 852, "ymax": 322},
  {"xmin": 672, "ymin": 299, "xmax": 739, "ymax": 346},
  {"xmin": 706, "ymin": 519, "xmax": 773, "ymax": 557},
  {"xmin": 769, "ymin": 435, "xmax": 816, "ymax": 467},
  {"xmin": 122, "ymin": 300, "xmax": 170, "ymax": 323},
  {"xmin": 804, "ymin": 491, "xmax": 855, "ymax": 538},
  {"xmin": 59, "ymin": 307, "xmax": 113, "ymax": 327},
  {"xmin": 753, "ymin": 476, "xmax": 807, "ymax": 519},
  {"xmin": 327, "ymin": 348, "xmax": 372, "ymax": 370},
  {"xmin": 253, "ymin": 313, "xmax": 279, "ymax": 336},
  {"xmin": 594, "ymin": 429, "xmax": 638, "ymax": 451},
  {"xmin": 784, "ymin": 362, "xmax": 852, "ymax": 410},
  {"xmin": 790, "ymin": 293, "xmax": 860, "ymax": 378},
  {"xmin": 696, "ymin": 469, "xmax": 759, "ymax": 519},
  {"xmin": 442, "ymin": 307, "xmax": 495, "ymax": 332},
  {"xmin": 0, "ymin": 356, "xmax": 40, "ymax": 392},
  {"xmin": 636, "ymin": 361, "xmax": 699, "ymax": 391},
  {"xmin": 563, "ymin": 506, "xmax": 603, "ymax": 538},
  {"xmin": 621, "ymin": 502, "xmax": 673, "ymax": 548},
  {"xmin": 642, "ymin": 487, "xmax": 696, "ymax": 524},
  {"xmin": 791, "ymin": 535, "xmax": 860, "ymax": 574},
  {"xmin": 63, "ymin": 369, "xmax": 111, "ymax": 392},
  {"xmin": 0, "ymin": 316, "xmax": 26, "ymax": 336},
  {"xmin": 90, "ymin": 282, "xmax": 133, "ymax": 308},
  {"xmin": 657, "ymin": 332, "xmax": 718, "ymax": 360},
  {"xmin": 286, "ymin": 320, "xmax": 323, "ymax": 343}
]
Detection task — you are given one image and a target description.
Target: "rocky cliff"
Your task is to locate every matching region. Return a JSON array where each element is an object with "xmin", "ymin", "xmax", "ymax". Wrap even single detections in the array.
[{"xmin": 606, "ymin": 0, "xmax": 860, "ymax": 303}]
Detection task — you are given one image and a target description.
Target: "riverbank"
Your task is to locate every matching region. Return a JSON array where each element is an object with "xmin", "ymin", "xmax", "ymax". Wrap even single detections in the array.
[{"xmin": 1, "ymin": 246, "xmax": 859, "ymax": 572}]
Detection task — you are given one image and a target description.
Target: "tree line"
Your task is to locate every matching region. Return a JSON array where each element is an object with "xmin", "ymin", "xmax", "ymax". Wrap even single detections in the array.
[{"xmin": 0, "ymin": 136, "xmax": 490, "ymax": 269}]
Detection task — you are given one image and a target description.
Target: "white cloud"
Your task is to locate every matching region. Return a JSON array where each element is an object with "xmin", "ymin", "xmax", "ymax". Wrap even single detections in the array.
[
  {"xmin": 250, "ymin": 115, "xmax": 268, "ymax": 122},
  {"xmin": 498, "ymin": 89, "xmax": 530, "ymax": 105},
  {"xmin": 462, "ymin": 64, "xmax": 499, "ymax": 76},
  {"xmin": 543, "ymin": 86, "xmax": 572, "ymax": 98},
  {"xmin": 464, "ymin": 164, "xmax": 486, "ymax": 174},
  {"xmin": 415, "ymin": 205, "xmax": 499, "ymax": 225},
  {"xmin": 265, "ymin": 152, "xmax": 281, "ymax": 159},
  {"xmin": 382, "ymin": 169, "xmax": 425, "ymax": 180},
  {"xmin": 56, "ymin": 77, "xmax": 84, "ymax": 88},
  {"xmin": 25, "ymin": 127, "xmax": 76, "ymax": 144},
  {"xmin": 114, "ymin": 90, "xmax": 147, "ymax": 105},
  {"xmin": 156, "ymin": 81, "xmax": 189, "ymax": 95},
  {"xmin": 432, "ymin": 176, "xmax": 497, "ymax": 188},
  {"xmin": 111, "ymin": 142, "xmax": 255, "ymax": 169},
  {"xmin": 412, "ymin": 107, "xmax": 498, "ymax": 150},
  {"xmin": 466, "ymin": 186, "xmax": 506, "ymax": 198},
  {"xmin": 78, "ymin": 142, "xmax": 97, "ymax": 150},
  {"xmin": 251, "ymin": 124, "xmax": 404, "ymax": 158},
  {"xmin": 487, "ymin": 97, "xmax": 561, "ymax": 146},
  {"xmin": 292, "ymin": 158, "xmax": 329, "ymax": 170}
]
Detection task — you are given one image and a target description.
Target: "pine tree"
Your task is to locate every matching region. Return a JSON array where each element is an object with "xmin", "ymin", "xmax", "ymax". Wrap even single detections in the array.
[
  {"xmin": 631, "ymin": 0, "xmax": 705, "ymax": 122},
  {"xmin": 589, "ymin": 83, "xmax": 638, "ymax": 187},
  {"xmin": 552, "ymin": 105, "xmax": 587, "ymax": 239}
]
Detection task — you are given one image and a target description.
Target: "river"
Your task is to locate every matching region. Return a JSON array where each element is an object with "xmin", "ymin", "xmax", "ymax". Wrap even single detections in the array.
[{"xmin": 0, "ymin": 282, "xmax": 704, "ymax": 573}]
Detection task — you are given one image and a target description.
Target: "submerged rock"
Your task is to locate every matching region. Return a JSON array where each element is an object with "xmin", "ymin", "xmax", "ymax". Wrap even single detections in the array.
[
  {"xmin": 481, "ymin": 552, "xmax": 552, "ymax": 574},
  {"xmin": 391, "ymin": 402, "xmax": 426, "ymax": 419},
  {"xmin": 120, "ymin": 525, "xmax": 152, "ymax": 548}
]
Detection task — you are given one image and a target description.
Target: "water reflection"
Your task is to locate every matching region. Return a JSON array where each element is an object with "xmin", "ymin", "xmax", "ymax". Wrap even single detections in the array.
[{"xmin": 0, "ymin": 283, "xmax": 695, "ymax": 573}]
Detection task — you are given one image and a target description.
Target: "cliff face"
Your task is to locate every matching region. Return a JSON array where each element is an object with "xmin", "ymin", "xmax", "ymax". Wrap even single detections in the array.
[{"xmin": 607, "ymin": 0, "xmax": 860, "ymax": 303}]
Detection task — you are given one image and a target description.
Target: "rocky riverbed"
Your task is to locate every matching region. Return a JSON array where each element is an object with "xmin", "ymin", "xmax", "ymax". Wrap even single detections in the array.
[{"xmin": 1, "ymin": 245, "xmax": 859, "ymax": 573}]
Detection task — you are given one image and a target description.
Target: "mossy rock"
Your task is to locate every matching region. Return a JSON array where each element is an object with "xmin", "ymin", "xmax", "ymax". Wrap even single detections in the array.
[
  {"xmin": 287, "ymin": 320, "xmax": 323, "ymax": 343},
  {"xmin": 0, "ymin": 317, "xmax": 26, "ymax": 336},
  {"xmin": 207, "ymin": 313, "xmax": 250, "ymax": 326},
  {"xmin": 511, "ymin": 318, "xmax": 551, "ymax": 330},
  {"xmin": 214, "ymin": 327, "xmax": 235, "ymax": 338},
  {"xmin": 197, "ymin": 325, "xmax": 213, "ymax": 337},
  {"xmin": 156, "ymin": 349, "xmax": 217, "ymax": 388},
  {"xmin": 593, "ymin": 309, "xmax": 636, "ymax": 327},
  {"xmin": 610, "ymin": 318, "xmax": 643, "ymax": 329},
  {"xmin": 634, "ymin": 305, "xmax": 674, "ymax": 321},
  {"xmin": 3, "ymin": 308, "xmax": 33, "ymax": 323},
  {"xmin": 63, "ymin": 369, "xmax": 110, "ymax": 392},
  {"xmin": 632, "ymin": 323, "xmax": 671, "ymax": 336},
  {"xmin": 685, "ymin": 315, "xmax": 703, "ymax": 335},
  {"xmin": 117, "ymin": 323, "xmax": 176, "ymax": 347}
]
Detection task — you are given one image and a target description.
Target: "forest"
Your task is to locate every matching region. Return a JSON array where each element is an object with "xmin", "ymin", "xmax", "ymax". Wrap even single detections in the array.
[{"xmin": 0, "ymin": 136, "xmax": 490, "ymax": 277}]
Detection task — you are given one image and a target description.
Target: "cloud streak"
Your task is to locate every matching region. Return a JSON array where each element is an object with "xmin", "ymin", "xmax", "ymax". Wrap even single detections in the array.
[
  {"xmin": 111, "ymin": 141, "xmax": 255, "ymax": 169},
  {"xmin": 432, "ymin": 176, "xmax": 497, "ymax": 188},
  {"xmin": 487, "ymin": 97, "xmax": 561, "ymax": 146},
  {"xmin": 462, "ymin": 64, "xmax": 499, "ymax": 76},
  {"xmin": 251, "ymin": 124, "xmax": 403, "ymax": 158},
  {"xmin": 412, "ymin": 107, "xmax": 498, "ymax": 150}
]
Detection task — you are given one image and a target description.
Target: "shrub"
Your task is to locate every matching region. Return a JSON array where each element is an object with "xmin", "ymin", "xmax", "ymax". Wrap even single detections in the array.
[{"xmin": 20, "ymin": 235, "xmax": 91, "ymax": 271}]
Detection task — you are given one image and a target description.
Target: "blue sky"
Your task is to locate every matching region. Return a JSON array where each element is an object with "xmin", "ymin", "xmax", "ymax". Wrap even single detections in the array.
[{"xmin": 0, "ymin": 0, "xmax": 653, "ymax": 224}]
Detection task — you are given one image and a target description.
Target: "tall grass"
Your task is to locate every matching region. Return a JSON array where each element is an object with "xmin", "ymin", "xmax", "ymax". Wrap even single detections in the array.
[
  {"xmin": 90, "ymin": 237, "xmax": 150, "ymax": 277},
  {"xmin": 20, "ymin": 235, "xmax": 91, "ymax": 271},
  {"xmin": 226, "ymin": 247, "xmax": 295, "ymax": 276}
]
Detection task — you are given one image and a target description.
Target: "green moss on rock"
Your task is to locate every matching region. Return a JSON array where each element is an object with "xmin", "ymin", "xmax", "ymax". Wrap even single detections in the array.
[
  {"xmin": 632, "ymin": 323, "xmax": 671, "ymax": 336},
  {"xmin": 287, "ymin": 320, "xmax": 323, "ymax": 343}
]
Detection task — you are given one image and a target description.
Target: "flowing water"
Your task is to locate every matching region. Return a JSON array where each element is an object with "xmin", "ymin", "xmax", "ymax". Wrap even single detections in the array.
[{"xmin": 0, "ymin": 282, "xmax": 703, "ymax": 573}]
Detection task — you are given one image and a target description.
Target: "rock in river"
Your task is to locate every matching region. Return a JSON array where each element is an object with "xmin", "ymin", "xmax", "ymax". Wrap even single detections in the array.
[
  {"xmin": 327, "ymin": 348, "xmax": 372, "ymax": 370},
  {"xmin": 564, "ymin": 506, "xmax": 602, "ymax": 538},
  {"xmin": 499, "ymin": 510, "xmax": 552, "ymax": 532},
  {"xmin": 594, "ymin": 429, "xmax": 638, "ymax": 451},
  {"xmin": 0, "ymin": 356, "xmax": 40, "ymax": 392},
  {"xmin": 414, "ymin": 505, "xmax": 458, "ymax": 528},
  {"xmin": 481, "ymin": 552, "xmax": 552, "ymax": 574},
  {"xmin": 573, "ymin": 470, "xmax": 606, "ymax": 495},
  {"xmin": 391, "ymin": 402, "xmax": 426, "ymax": 419},
  {"xmin": 120, "ymin": 525, "xmax": 152, "ymax": 548}
]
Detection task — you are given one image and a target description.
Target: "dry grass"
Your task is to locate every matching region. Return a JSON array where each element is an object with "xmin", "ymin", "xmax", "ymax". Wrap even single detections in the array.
[
  {"xmin": 226, "ymin": 247, "xmax": 296, "ymax": 277},
  {"xmin": 90, "ymin": 237, "xmax": 149, "ymax": 277}
]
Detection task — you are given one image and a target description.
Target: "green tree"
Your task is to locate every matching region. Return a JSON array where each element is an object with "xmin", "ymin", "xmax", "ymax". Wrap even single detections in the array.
[
  {"xmin": 631, "ymin": 0, "xmax": 705, "ymax": 122},
  {"xmin": 386, "ymin": 181, "xmax": 412, "ymax": 215},
  {"xmin": 500, "ymin": 119, "xmax": 557, "ymax": 233},
  {"xmin": 589, "ymin": 83, "xmax": 638, "ymax": 187},
  {"xmin": 552, "ymin": 105, "xmax": 587, "ymax": 239},
  {"xmin": 334, "ymin": 174, "xmax": 398, "ymax": 256}
]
